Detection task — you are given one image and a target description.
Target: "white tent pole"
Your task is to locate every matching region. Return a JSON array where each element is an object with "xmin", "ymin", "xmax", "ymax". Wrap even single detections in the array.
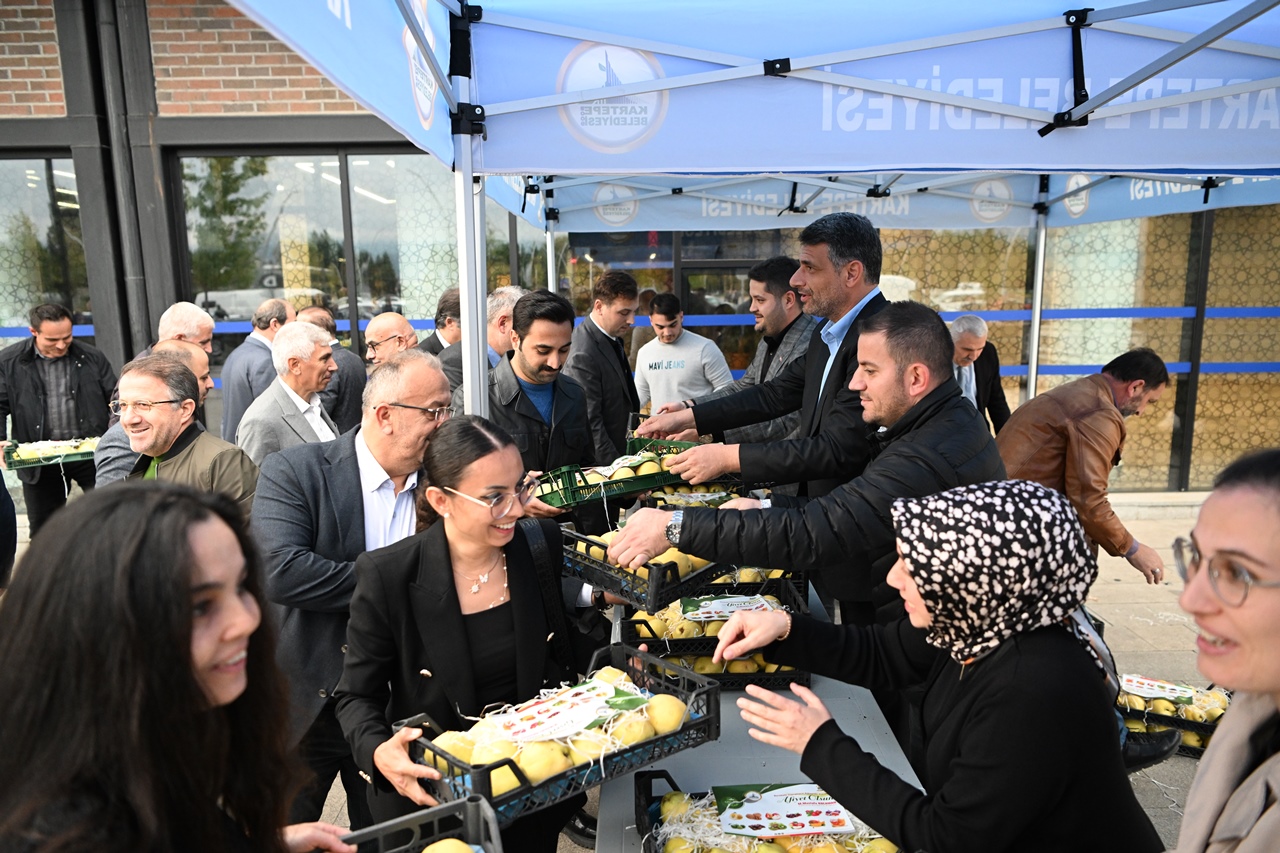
[
  {"xmin": 545, "ymin": 224, "xmax": 557, "ymax": 292},
  {"xmin": 474, "ymin": 176, "xmax": 488, "ymax": 294},
  {"xmin": 454, "ymin": 76, "xmax": 488, "ymax": 418},
  {"xmin": 1095, "ymin": 19, "xmax": 1280, "ymax": 59},
  {"xmin": 1026, "ymin": 181, "xmax": 1050, "ymax": 401},
  {"xmin": 1092, "ymin": 75, "xmax": 1280, "ymax": 120}
]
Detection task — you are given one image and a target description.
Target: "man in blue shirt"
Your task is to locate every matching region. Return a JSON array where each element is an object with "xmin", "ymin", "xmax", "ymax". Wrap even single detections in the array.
[{"xmin": 464, "ymin": 290, "xmax": 594, "ymax": 505}]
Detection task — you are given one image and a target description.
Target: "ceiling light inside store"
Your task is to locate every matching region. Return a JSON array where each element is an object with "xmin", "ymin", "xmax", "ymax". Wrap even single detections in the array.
[
  {"xmin": 386, "ymin": 160, "xmax": 395, "ymax": 168},
  {"xmin": 57, "ymin": 201, "xmax": 80, "ymax": 209},
  {"xmin": 56, "ymin": 187, "xmax": 77, "ymax": 196},
  {"xmin": 295, "ymin": 163, "xmax": 316, "ymax": 174},
  {"xmin": 353, "ymin": 186, "xmax": 395, "ymax": 204},
  {"xmin": 52, "ymin": 170, "xmax": 76, "ymax": 180},
  {"xmin": 352, "ymin": 160, "xmax": 369, "ymax": 166},
  {"xmin": 322, "ymin": 161, "xmax": 339, "ymax": 167},
  {"xmin": 321, "ymin": 173, "xmax": 341, "ymax": 185}
]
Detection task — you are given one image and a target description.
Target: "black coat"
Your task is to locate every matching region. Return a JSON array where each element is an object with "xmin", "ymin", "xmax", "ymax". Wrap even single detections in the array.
[
  {"xmin": 465, "ymin": 354, "xmax": 594, "ymax": 474},
  {"xmin": 562, "ymin": 316, "xmax": 640, "ymax": 465},
  {"xmin": 418, "ymin": 331, "xmax": 446, "ymax": 356},
  {"xmin": 680, "ymin": 380, "xmax": 1005, "ymax": 602},
  {"xmin": 334, "ymin": 520, "xmax": 576, "ymax": 818},
  {"xmin": 973, "ymin": 341, "xmax": 1011, "ymax": 434},
  {"xmin": 0, "ymin": 338, "xmax": 116, "ymax": 485},
  {"xmin": 771, "ymin": 617, "xmax": 1162, "ymax": 853},
  {"xmin": 693, "ymin": 293, "xmax": 887, "ymax": 497}
]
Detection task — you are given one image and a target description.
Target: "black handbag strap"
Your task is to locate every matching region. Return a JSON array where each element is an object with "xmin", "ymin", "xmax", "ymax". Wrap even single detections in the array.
[{"xmin": 518, "ymin": 518, "xmax": 579, "ymax": 677}]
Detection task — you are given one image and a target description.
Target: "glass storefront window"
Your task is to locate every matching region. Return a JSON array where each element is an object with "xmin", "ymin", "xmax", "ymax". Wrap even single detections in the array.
[
  {"xmin": 683, "ymin": 266, "xmax": 758, "ymax": 372},
  {"xmin": 0, "ymin": 158, "xmax": 89, "ymax": 332}
]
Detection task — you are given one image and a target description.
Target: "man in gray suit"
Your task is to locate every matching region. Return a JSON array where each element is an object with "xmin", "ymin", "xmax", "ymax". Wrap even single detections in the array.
[
  {"xmin": 220, "ymin": 298, "xmax": 294, "ymax": 441},
  {"xmin": 235, "ymin": 322, "xmax": 339, "ymax": 466},
  {"xmin": 251, "ymin": 349, "xmax": 451, "ymax": 830},
  {"xmin": 299, "ymin": 305, "xmax": 366, "ymax": 434}
]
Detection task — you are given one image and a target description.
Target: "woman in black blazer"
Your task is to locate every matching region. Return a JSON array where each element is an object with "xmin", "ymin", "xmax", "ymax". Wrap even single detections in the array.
[
  {"xmin": 334, "ymin": 416, "xmax": 584, "ymax": 852},
  {"xmin": 713, "ymin": 480, "xmax": 1162, "ymax": 853}
]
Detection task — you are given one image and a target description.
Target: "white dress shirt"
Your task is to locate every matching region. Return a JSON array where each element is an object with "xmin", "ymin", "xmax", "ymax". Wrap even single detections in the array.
[
  {"xmin": 354, "ymin": 430, "xmax": 419, "ymax": 551},
  {"xmin": 280, "ymin": 379, "xmax": 336, "ymax": 442},
  {"xmin": 955, "ymin": 363, "xmax": 978, "ymax": 407}
]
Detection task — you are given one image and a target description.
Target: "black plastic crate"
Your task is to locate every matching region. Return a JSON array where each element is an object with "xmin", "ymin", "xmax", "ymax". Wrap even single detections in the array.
[
  {"xmin": 1117, "ymin": 706, "xmax": 1219, "ymax": 739},
  {"xmin": 402, "ymin": 645, "xmax": 721, "ymax": 828},
  {"xmin": 339, "ymin": 795, "xmax": 502, "ymax": 853},
  {"xmin": 562, "ymin": 527, "xmax": 735, "ymax": 614}
]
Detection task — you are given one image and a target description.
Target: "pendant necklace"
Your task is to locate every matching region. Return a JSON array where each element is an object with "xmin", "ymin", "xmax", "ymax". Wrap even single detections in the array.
[{"xmin": 456, "ymin": 550, "xmax": 506, "ymax": 596}]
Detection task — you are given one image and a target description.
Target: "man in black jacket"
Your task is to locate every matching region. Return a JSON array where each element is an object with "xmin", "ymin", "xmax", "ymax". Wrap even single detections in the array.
[
  {"xmin": 950, "ymin": 314, "xmax": 1011, "ymax": 434},
  {"xmin": 0, "ymin": 304, "xmax": 116, "ymax": 534},
  {"xmin": 636, "ymin": 213, "xmax": 886, "ymax": 499},
  {"xmin": 467, "ymin": 290, "xmax": 594, "ymax": 480},
  {"xmin": 610, "ymin": 301, "xmax": 1006, "ymax": 626},
  {"xmin": 562, "ymin": 270, "xmax": 640, "ymax": 465}
]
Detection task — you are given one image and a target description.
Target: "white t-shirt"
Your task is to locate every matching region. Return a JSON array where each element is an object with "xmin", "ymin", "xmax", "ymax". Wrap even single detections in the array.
[{"xmin": 634, "ymin": 330, "xmax": 734, "ymax": 410}]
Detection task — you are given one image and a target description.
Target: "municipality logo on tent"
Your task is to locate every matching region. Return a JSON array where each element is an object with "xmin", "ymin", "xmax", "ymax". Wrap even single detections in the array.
[
  {"xmin": 401, "ymin": 0, "xmax": 437, "ymax": 132},
  {"xmin": 558, "ymin": 44, "xmax": 669, "ymax": 153},
  {"xmin": 593, "ymin": 184, "xmax": 639, "ymax": 227},
  {"xmin": 970, "ymin": 179, "xmax": 1013, "ymax": 223}
]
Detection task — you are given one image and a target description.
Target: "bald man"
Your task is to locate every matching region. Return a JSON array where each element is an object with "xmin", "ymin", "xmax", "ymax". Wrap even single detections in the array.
[
  {"xmin": 95, "ymin": 339, "xmax": 215, "ymax": 486},
  {"xmin": 363, "ymin": 312, "xmax": 417, "ymax": 366}
]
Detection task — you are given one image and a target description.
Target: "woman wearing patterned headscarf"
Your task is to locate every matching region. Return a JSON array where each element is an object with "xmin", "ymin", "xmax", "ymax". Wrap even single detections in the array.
[{"xmin": 713, "ymin": 479, "xmax": 1162, "ymax": 853}]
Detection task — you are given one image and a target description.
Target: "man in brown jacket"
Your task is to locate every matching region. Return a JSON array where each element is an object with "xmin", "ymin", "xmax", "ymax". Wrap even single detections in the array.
[
  {"xmin": 120, "ymin": 353, "xmax": 258, "ymax": 518},
  {"xmin": 996, "ymin": 347, "xmax": 1169, "ymax": 583}
]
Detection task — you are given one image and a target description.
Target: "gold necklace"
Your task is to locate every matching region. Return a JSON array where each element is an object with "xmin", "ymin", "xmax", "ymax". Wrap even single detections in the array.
[{"xmin": 455, "ymin": 550, "xmax": 506, "ymax": 596}]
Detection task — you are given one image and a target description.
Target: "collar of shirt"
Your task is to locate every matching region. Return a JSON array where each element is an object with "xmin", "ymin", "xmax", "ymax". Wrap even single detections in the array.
[
  {"xmin": 249, "ymin": 330, "xmax": 273, "ymax": 348},
  {"xmin": 487, "ymin": 345, "xmax": 502, "ymax": 368},
  {"xmin": 763, "ymin": 313, "xmax": 804, "ymax": 351},
  {"xmin": 820, "ymin": 286, "xmax": 881, "ymax": 354},
  {"xmin": 354, "ymin": 429, "xmax": 419, "ymax": 497},
  {"xmin": 278, "ymin": 377, "xmax": 320, "ymax": 414},
  {"xmin": 586, "ymin": 314, "xmax": 621, "ymax": 344}
]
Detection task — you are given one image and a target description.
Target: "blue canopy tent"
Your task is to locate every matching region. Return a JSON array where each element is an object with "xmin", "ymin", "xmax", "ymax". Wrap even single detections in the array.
[{"xmin": 228, "ymin": 0, "xmax": 1280, "ymax": 410}]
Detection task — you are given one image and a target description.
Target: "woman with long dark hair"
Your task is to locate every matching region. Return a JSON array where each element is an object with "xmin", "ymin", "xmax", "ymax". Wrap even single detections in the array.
[
  {"xmin": 1173, "ymin": 448, "xmax": 1280, "ymax": 851},
  {"xmin": 335, "ymin": 415, "xmax": 586, "ymax": 852},
  {"xmin": 0, "ymin": 482, "xmax": 352, "ymax": 853},
  {"xmin": 713, "ymin": 479, "xmax": 1162, "ymax": 853}
]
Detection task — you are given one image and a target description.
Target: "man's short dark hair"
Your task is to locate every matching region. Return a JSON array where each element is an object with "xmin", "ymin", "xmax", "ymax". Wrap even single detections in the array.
[
  {"xmin": 120, "ymin": 353, "xmax": 199, "ymax": 407},
  {"xmin": 1102, "ymin": 347, "xmax": 1169, "ymax": 389},
  {"xmin": 858, "ymin": 301, "xmax": 953, "ymax": 381},
  {"xmin": 29, "ymin": 303, "xmax": 72, "ymax": 329},
  {"xmin": 593, "ymin": 270, "xmax": 639, "ymax": 306},
  {"xmin": 251, "ymin": 299, "xmax": 290, "ymax": 330},
  {"xmin": 649, "ymin": 293, "xmax": 682, "ymax": 319},
  {"xmin": 748, "ymin": 257, "xmax": 801, "ymax": 300},
  {"xmin": 434, "ymin": 287, "xmax": 460, "ymax": 327},
  {"xmin": 798, "ymin": 213, "xmax": 882, "ymax": 284},
  {"xmin": 512, "ymin": 290, "xmax": 575, "ymax": 338},
  {"xmin": 298, "ymin": 305, "xmax": 337, "ymax": 336}
]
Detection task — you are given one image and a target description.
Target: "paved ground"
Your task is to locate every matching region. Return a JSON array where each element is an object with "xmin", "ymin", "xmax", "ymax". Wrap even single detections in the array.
[{"xmin": 7, "ymin": 493, "xmax": 1208, "ymax": 850}]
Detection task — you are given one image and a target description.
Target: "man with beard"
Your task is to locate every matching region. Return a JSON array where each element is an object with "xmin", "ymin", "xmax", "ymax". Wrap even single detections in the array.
[{"xmin": 997, "ymin": 347, "xmax": 1169, "ymax": 584}]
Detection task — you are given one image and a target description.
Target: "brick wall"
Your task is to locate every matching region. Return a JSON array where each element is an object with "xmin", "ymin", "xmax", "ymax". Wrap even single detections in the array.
[
  {"xmin": 148, "ymin": 0, "xmax": 367, "ymax": 115},
  {"xmin": 0, "ymin": 0, "xmax": 65, "ymax": 118}
]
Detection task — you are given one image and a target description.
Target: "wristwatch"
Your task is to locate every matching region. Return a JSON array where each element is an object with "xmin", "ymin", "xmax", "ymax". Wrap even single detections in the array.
[{"xmin": 664, "ymin": 509, "xmax": 685, "ymax": 547}]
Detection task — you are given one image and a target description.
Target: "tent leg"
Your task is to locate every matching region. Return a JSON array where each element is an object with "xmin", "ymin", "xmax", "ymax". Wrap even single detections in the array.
[
  {"xmin": 1025, "ymin": 201, "xmax": 1048, "ymax": 401},
  {"xmin": 454, "ymin": 77, "xmax": 489, "ymax": 419},
  {"xmin": 545, "ymin": 225, "xmax": 556, "ymax": 292}
]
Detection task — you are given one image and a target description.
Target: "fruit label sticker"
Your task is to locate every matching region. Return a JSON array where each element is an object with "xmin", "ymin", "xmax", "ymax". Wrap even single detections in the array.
[
  {"xmin": 484, "ymin": 678, "xmax": 646, "ymax": 743},
  {"xmin": 680, "ymin": 595, "xmax": 778, "ymax": 622},
  {"xmin": 1121, "ymin": 674, "xmax": 1198, "ymax": 702},
  {"xmin": 712, "ymin": 783, "xmax": 865, "ymax": 837}
]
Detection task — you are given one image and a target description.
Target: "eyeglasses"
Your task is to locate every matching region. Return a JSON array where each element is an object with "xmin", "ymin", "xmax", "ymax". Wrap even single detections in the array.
[
  {"xmin": 109, "ymin": 399, "xmax": 180, "ymax": 415},
  {"xmin": 1173, "ymin": 537, "xmax": 1280, "ymax": 607},
  {"xmin": 444, "ymin": 476, "xmax": 540, "ymax": 520},
  {"xmin": 365, "ymin": 333, "xmax": 403, "ymax": 354},
  {"xmin": 388, "ymin": 402, "xmax": 455, "ymax": 422}
]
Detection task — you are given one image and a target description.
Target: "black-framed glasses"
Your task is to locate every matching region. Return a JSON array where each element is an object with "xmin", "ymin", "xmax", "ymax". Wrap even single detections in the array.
[
  {"xmin": 388, "ymin": 402, "xmax": 455, "ymax": 422},
  {"xmin": 444, "ymin": 475, "xmax": 540, "ymax": 520},
  {"xmin": 365, "ymin": 333, "xmax": 404, "ymax": 354},
  {"xmin": 1173, "ymin": 536, "xmax": 1280, "ymax": 607},
  {"xmin": 109, "ymin": 399, "xmax": 180, "ymax": 415}
]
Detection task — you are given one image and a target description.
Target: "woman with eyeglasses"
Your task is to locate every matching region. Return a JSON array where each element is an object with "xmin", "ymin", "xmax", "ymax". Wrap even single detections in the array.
[
  {"xmin": 1172, "ymin": 448, "xmax": 1280, "ymax": 852},
  {"xmin": 334, "ymin": 415, "xmax": 587, "ymax": 852},
  {"xmin": 0, "ymin": 482, "xmax": 352, "ymax": 853}
]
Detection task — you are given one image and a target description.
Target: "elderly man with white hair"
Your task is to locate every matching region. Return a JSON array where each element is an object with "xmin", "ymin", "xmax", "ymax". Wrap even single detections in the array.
[
  {"xmin": 235, "ymin": 321, "xmax": 339, "ymax": 465},
  {"xmin": 949, "ymin": 313, "xmax": 1010, "ymax": 434},
  {"xmin": 156, "ymin": 301, "xmax": 216, "ymax": 352}
]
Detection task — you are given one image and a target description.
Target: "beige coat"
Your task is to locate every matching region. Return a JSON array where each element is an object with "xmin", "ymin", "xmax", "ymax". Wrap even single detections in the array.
[
  {"xmin": 996, "ymin": 374, "xmax": 1133, "ymax": 556},
  {"xmin": 1174, "ymin": 691, "xmax": 1280, "ymax": 852}
]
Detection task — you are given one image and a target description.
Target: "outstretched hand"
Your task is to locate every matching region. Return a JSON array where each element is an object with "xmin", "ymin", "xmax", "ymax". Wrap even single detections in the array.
[
  {"xmin": 372, "ymin": 726, "xmax": 441, "ymax": 806},
  {"xmin": 737, "ymin": 683, "xmax": 832, "ymax": 756},
  {"xmin": 713, "ymin": 609, "xmax": 792, "ymax": 664}
]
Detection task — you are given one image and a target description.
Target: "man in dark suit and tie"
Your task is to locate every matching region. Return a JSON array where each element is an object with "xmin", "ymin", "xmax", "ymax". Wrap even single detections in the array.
[
  {"xmin": 637, "ymin": 213, "xmax": 887, "ymax": 503},
  {"xmin": 220, "ymin": 297, "xmax": 294, "ymax": 441},
  {"xmin": 251, "ymin": 349, "xmax": 452, "ymax": 831},
  {"xmin": 562, "ymin": 270, "xmax": 640, "ymax": 465},
  {"xmin": 417, "ymin": 287, "xmax": 461, "ymax": 356},
  {"xmin": 950, "ymin": 314, "xmax": 1011, "ymax": 434}
]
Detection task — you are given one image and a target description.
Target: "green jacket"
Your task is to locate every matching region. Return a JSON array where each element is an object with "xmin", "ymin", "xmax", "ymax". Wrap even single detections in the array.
[{"xmin": 127, "ymin": 424, "xmax": 258, "ymax": 519}]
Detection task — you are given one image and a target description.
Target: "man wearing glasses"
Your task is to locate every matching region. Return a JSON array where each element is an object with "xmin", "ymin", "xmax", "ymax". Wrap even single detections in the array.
[
  {"xmin": 363, "ymin": 312, "xmax": 419, "ymax": 366},
  {"xmin": 119, "ymin": 352, "xmax": 257, "ymax": 519},
  {"xmin": 252, "ymin": 349, "xmax": 451, "ymax": 834}
]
